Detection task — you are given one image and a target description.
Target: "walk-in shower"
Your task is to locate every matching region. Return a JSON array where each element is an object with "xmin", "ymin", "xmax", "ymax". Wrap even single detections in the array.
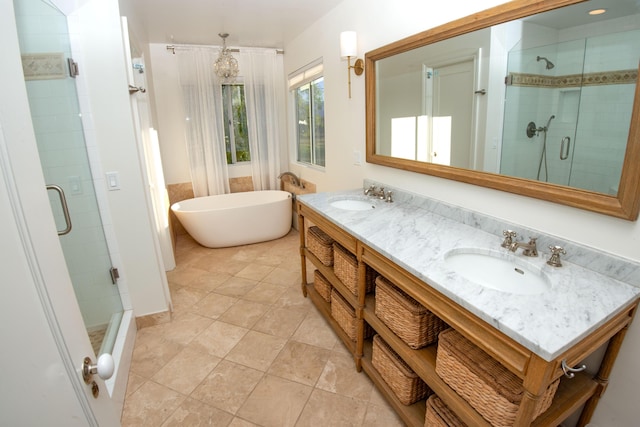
[
  {"xmin": 15, "ymin": 0, "xmax": 124, "ymax": 356},
  {"xmin": 500, "ymin": 28, "xmax": 639, "ymax": 194}
]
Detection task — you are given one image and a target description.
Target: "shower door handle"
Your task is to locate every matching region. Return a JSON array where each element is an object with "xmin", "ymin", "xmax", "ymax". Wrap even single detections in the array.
[
  {"xmin": 46, "ymin": 184, "xmax": 72, "ymax": 236},
  {"xmin": 560, "ymin": 136, "xmax": 571, "ymax": 160}
]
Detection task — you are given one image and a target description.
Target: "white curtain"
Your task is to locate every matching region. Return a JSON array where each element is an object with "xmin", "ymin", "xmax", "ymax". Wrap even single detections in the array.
[
  {"xmin": 238, "ymin": 48, "xmax": 285, "ymax": 190},
  {"xmin": 176, "ymin": 48, "xmax": 230, "ymax": 197}
]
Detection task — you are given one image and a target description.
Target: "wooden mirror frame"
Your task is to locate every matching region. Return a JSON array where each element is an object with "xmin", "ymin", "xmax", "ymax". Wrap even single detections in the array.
[{"xmin": 365, "ymin": 0, "xmax": 640, "ymax": 220}]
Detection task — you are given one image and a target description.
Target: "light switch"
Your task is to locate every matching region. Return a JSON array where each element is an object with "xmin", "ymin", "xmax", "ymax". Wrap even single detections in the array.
[
  {"xmin": 106, "ymin": 171, "xmax": 120, "ymax": 190},
  {"xmin": 353, "ymin": 150, "xmax": 362, "ymax": 166}
]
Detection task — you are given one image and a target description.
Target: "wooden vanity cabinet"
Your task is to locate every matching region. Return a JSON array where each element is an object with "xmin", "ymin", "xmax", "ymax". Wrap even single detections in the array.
[{"xmin": 297, "ymin": 202, "xmax": 638, "ymax": 427}]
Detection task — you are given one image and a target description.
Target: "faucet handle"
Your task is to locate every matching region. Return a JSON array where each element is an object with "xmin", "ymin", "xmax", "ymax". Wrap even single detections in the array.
[
  {"xmin": 547, "ymin": 245, "xmax": 566, "ymax": 267},
  {"xmin": 501, "ymin": 230, "xmax": 517, "ymax": 248},
  {"xmin": 385, "ymin": 190, "xmax": 393, "ymax": 203},
  {"xmin": 523, "ymin": 237, "xmax": 538, "ymax": 257},
  {"xmin": 364, "ymin": 184, "xmax": 376, "ymax": 195}
]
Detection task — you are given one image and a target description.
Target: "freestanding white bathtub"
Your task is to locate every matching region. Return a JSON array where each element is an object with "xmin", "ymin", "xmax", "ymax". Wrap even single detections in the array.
[{"xmin": 171, "ymin": 190, "xmax": 293, "ymax": 248}]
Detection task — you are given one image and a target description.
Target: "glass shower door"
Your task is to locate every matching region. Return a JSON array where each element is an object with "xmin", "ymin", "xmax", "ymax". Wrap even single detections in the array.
[
  {"xmin": 568, "ymin": 29, "xmax": 640, "ymax": 195},
  {"xmin": 501, "ymin": 31, "xmax": 638, "ymax": 195},
  {"xmin": 500, "ymin": 39, "xmax": 584, "ymax": 185},
  {"xmin": 15, "ymin": 0, "xmax": 123, "ymax": 355}
]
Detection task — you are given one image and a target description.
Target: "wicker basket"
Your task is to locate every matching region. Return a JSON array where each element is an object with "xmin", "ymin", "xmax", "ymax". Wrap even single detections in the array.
[
  {"xmin": 330, "ymin": 289, "xmax": 372, "ymax": 341},
  {"xmin": 372, "ymin": 334, "xmax": 432, "ymax": 405},
  {"xmin": 333, "ymin": 243, "xmax": 376, "ymax": 296},
  {"xmin": 375, "ymin": 276, "xmax": 448, "ymax": 349},
  {"xmin": 313, "ymin": 269, "xmax": 332, "ymax": 303},
  {"xmin": 425, "ymin": 395, "xmax": 467, "ymax": 427},
  {"xmin": 307, "ymin": 226, "xmax": 334, "ymax": 266},
  {"xmin": 435, "ymin": 329, "xmax": 559, "ymax": 427}
]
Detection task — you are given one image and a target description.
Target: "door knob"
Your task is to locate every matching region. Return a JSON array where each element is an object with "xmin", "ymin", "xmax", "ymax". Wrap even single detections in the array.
[{"xmin": 82, "ymin": 354, "xmax": 115, "ymax": 384}]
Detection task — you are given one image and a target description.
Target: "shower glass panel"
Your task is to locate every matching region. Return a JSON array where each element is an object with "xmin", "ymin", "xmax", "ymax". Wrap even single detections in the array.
[
  {"xmin": 568, "ymin": 29, "xmax": 640, "ymax": 194},
  {"xmin": 501, "ymin": 28, "xmax": 639, "ymax": 195},
  {"xmin": 500, "ymin": 39, "xmax": 584, "ymax": 186},
  {"xmin": 14, "ymin": 0, "xmax": 123, "ymax": 355}
]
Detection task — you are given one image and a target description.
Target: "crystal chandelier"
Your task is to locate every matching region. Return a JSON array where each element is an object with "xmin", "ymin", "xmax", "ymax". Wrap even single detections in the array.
[{"xmin": 214, "ymin": 33, "xmax": 239, "ymax": 81}]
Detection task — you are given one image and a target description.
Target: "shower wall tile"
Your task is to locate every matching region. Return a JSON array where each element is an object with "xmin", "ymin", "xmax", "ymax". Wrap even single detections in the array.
[{"xmin": 585, "ymin": 30, "xmax": 640, "ymax": 72}]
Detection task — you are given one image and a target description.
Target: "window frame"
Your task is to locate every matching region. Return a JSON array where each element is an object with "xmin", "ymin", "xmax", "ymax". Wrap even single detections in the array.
[
  {"xmin": 221, "ymin": 80, "xmax": 250, "ymax": 165},
  {"xmin": 289, "ymin": 59, "xmax": 325, "ymax": 169}
]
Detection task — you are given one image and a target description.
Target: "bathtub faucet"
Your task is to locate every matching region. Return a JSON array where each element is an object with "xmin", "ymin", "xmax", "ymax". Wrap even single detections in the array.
[{"xmin": 278, "ymin": 171, "xmax": 305, "ymax": 189}]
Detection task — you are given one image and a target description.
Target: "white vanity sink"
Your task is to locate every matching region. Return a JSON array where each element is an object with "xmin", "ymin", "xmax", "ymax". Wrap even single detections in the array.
[
  {"xmin": 330, "ymin": 198, "xmax": 377, "ymax": 211},
  {"xmin": 444, "ymin": 249, "xmax": 550, "ymax": 295}
]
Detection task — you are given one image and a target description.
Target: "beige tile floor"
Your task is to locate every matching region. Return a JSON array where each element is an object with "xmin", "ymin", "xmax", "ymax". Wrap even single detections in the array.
[{"xmin": 121, "ymin": 230, "xmax": 405, "ymax": 426}]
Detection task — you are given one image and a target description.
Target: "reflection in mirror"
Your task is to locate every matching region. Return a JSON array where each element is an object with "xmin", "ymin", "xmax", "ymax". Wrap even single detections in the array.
[
  {"xmin": 368, "ymin": 0, "xmax": 640, "ymax": 220},
  {"xmin": 376, "ymin": 29, "xmax": 490, "ymax": 169},
  {"xmin": 500, "ymin": 28, "xmax": 638, "ymax": 195}
]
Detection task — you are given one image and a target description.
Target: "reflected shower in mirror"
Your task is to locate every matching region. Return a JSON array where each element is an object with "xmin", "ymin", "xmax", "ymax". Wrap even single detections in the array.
[{"xmin": 500, "ymin": 30, "xmax": 639, "ymax": 194}]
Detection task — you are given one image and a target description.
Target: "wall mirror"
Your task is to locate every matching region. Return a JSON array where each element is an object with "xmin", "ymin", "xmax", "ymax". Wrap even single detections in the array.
[{"xmin": 365, "ymin": 0, "xmax": 640, "ymax": 220}]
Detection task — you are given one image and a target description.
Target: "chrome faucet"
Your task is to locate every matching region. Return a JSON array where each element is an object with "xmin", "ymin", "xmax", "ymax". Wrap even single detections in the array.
[
  {"xmin": 547, "ymin": 245, "xmax": 566, "ymax": 267},
  {"xmin": 501, "ymin": 230, "xmax": 517, "ymax": 248},
  {"xmin": 364, "ymin": 185, "xmax": 392, "ymax": 201},
  {"xmin": 278, "ymin": 171, "xmax": 304, "ymax": 188},
  {"xmin": 364, "ymin": 184, "xmax": 384, "ymax": 198},
  {"xmin": 508, "ymin": 237, "xmax": 538, "ymax": 257}
]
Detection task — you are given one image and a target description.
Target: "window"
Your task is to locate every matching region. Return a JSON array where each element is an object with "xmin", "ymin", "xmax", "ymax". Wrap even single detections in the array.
[
  {"xmin": 289, "ymin": 61, "xmax": 325, "ymax": 167},
  {"xmin": 222, "ymin": 84, "xmax": 250, "ymax": 164}
]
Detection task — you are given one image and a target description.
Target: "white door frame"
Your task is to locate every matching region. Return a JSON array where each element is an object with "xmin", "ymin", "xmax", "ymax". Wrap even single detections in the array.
[{"xmin": 422, "ymin": 50, "xmax": 481, "ymax": 169}]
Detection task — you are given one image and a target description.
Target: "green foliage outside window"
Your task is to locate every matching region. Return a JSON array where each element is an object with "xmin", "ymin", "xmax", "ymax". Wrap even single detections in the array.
[
  {"xmin": 223, "ymin": 84, "xmax": 250, "ymax": 164},
  {"xmin": 295, "ymin": 77, "xmax": 325, "ymax": 167}
]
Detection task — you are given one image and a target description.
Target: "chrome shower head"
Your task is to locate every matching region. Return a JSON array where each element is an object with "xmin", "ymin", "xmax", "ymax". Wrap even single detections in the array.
[{"xmin": 537, "ymin": 56, "xmax": 555, "ymax": 70}]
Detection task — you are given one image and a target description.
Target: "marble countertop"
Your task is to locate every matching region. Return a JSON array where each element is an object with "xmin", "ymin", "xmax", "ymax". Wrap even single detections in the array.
[{"xmin": 298, "ymin": 189, "xmax": 640, "ymax": 361}]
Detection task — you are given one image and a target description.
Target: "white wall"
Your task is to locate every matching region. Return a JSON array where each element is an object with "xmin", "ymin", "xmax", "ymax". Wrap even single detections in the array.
[
  {"xmin": 281, "ymin": 1, "xmax": 640, "ymax": 426},
  {"xmin": 148, "ymin": 43, "xmax": 192, "ymax": 184},
  {"xmin": 70, "ymin": 0, "xmax": 170, "ymax": 317}
]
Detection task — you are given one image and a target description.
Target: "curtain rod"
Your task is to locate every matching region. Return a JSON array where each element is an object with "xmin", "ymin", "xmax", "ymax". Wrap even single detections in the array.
[{"xmin": 166, "ymin": 44, "xmax": 284, "ymax": 55}]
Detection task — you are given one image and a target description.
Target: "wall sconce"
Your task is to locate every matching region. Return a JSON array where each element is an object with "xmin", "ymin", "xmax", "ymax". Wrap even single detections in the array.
[{"xmin": 340, "ymin": 31, "xmax": 364, "ymax": 98}]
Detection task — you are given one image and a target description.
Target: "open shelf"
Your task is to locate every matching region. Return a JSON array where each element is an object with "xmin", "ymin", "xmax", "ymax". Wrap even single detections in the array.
[
  {"xmin": 364, "ymin": 295, "xmax": 599, "ymax": 427},
  {"xmin": 533, "ymin": 373, "xmax": 597, "ymax": 427},
  {"xmin": 363, "ymin": 300, "xmax": 493, "ymax": 427},
  {"xmin": 304, "ymin": 282, "xmax": 356, "ymax": 355},
  {"xmin": 361, "ymin": 340, "xmax": 426, "ymax": 427},
  {"xmin": 304, "ymin": 248, "xmax": 359, "ymax": 309}
]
